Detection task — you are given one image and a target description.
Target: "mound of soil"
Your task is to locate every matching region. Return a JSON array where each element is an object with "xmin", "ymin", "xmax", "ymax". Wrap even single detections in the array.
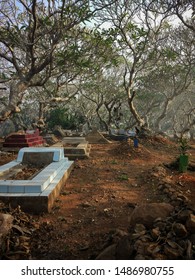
[{"xmin": 110, "ymin": 139, "xmax": 152, "ymax": 159}]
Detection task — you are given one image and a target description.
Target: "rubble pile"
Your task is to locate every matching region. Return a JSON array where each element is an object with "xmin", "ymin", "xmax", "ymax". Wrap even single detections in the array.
[
  {"xmin": 96, "ymin": 202, "xmax": 195, "ymax": 260},
  {"xmin": 0, "ymin": 203, "xmax": 38, "ymax": 259},
  {"xmin": 96, "ymin": 165, "xmax": 195, "ymax": 260}
]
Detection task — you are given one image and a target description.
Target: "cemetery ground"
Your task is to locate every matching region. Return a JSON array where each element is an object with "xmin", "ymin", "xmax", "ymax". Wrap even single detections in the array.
[{"xmin": 0, "ymin": 136, "xmax": 195, "ymax": 260}]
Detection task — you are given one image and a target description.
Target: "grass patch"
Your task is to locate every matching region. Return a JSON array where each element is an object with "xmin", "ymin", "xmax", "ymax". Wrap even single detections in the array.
[
  {"xmin": 117, "ymin": 174, "xmax": 129, "ymax": 181},
  {"xmin": 110, "ymin": 160, "xmax": 118, "ymax": 164}
]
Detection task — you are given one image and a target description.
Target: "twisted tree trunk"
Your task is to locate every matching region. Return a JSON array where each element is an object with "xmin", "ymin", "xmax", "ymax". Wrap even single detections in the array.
[{"xmin": 0, "ymin": 81, "xmax": 28, "ymax": 122}]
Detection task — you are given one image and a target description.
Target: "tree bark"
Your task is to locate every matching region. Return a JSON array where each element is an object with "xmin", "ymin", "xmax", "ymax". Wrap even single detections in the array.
[
  {"xmin": 0, "ymin": 81, "xmax": 28, "ymax": 121},
  {"xmin": 127, "ymin": 88, "xmax": 146, "ymax": 128}
]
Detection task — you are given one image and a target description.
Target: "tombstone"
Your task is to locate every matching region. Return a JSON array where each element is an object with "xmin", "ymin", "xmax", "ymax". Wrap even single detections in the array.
[
  {"xmin": 3, "ymin": 129, "xmax": 45, "ymax": 148},
  {"xmin": 0, "ymin": 147, "xmax": 74, "ymax": 213}
]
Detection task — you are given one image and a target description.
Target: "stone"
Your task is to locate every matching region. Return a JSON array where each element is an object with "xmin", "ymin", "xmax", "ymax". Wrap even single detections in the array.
[
  {"xmin": 177, "ymin": 194, "xmax": 189, "ymax": 203},
  {"xmin": 80, "ymin": 202, "xmax": 92, "ymax": 208},
  {"xmin": 95, "ymin": 244, "xmax": 116, "ymax": 260},
  {"xmin": 189, "ymin": 234, "xmax": 195, "ymax": 245},
  {"xmin": 132, "ymin": 224, "xmax": 146, "ymax": 239},
  {"xmin": 164, "ymin": 245, "xmax": 181, "ymax": 259},
  {"xmin": 115, "ymin": 236, "xmax": 134, "ymax": 259},
  {"xmin": 177, "ymin": 209, "xmax": 192, "ymax": 223},
  {"xmin": 172, "ymin": 223, "xmax": 188, "ymax": 238},
  {"xmin": 186, "ymin": 214, "xmax": 195, "ymax": 233},
  {"xmin": 115, "ymin": 229, "xmax": 128, "ymax": 236},
  {"xmin": 146, "ymin": 243, "xmax": 161, "ymax": 256},
  {"xmin": 151, "ymin": 227, "xmax": 161, "ymax": 239},
  {"xmin": 129, "ymin": 203, "xmax": 174, "ymax": 228},
  {"xmin": 135, "ymin": 254, "xmax": 147, "ymax": 260},
  {"xmin": 134, "ymin": 223, "xmax": 146, "ymax": 232}
]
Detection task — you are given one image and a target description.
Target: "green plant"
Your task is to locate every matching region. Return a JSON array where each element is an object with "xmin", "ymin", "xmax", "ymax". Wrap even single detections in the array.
[
  {"xmin": 117, "ymin": 174, "xmax": 129, "ymax": 181},
  {"xmin": 179, "ymin": 137, "xmax": 189, "ymax": 155},
  {"xmin": 46, "ymin": 107, "xmax": 84, "ymax": 130},
  {"xmin": 178, "ymin": 137, "xmax": 189, "ymax": 173},
  {"xmin": 110, "ymin": 160, "xmax": 118, "ymax": 164}
]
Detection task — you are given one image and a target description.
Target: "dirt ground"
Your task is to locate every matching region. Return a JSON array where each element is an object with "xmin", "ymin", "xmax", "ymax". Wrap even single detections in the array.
[{"xmin": 0, "ymin": 136, "xmax": 195, "ymax": 259}]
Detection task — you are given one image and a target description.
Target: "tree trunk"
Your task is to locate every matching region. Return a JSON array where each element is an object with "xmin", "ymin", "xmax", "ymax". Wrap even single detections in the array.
[
  {"xmin": 0, "ymin": 81, "xmax": 28, "ymax": 122},
  {"xmin": 96, "ymin": 107, "xmax": 109, "ymax": 131},
  {"xmin": 127, "ymin": 88, "xmax": 146, "ymax": 128}
]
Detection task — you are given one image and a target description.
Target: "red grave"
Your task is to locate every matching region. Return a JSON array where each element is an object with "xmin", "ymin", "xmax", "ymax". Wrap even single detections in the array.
[{"xmin": 3, "ymin": 129, "xmax": 45, "ymax": 148}]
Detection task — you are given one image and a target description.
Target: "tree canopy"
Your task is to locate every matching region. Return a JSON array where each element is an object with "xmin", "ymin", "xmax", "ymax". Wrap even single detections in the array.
[{"xmin": 0, "ymin": 0, "xmax": 194, "ymax": 138}]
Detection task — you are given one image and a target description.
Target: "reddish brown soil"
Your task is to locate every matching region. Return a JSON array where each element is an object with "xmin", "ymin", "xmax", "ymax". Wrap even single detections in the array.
[{"xmin": 0, "ymin": 137, "xmax": 195, "ymax": 259}]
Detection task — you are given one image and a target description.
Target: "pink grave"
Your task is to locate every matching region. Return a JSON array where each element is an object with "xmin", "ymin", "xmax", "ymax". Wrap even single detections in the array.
[{"xmin": 3, "ymin": 129, "xmax": 45, "ymax": 148}]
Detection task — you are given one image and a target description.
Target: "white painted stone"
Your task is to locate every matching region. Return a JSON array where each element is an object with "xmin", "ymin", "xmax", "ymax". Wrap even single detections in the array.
[
  {"xmin": 16, "ymin": 147, "xmax": 66, "ymax": 162},
  {"xmin": 0, "ymin": 161, "xmax": 19, "ymax": 174},
  {"xmin": 0, "ymin": 159, "xmax": 73, "ymax": 194}
]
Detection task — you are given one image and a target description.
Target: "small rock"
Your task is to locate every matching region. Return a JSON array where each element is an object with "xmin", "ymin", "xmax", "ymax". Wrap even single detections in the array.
[
  {"xmin": 115, "ymin": 236, "xmax": 133, "ymax": 259},
  {"xmin": 95, "ymin": 244, "xmax": 116, "ymax": 260},
  {"xmin": 113, "ymin": 229, "xmax": 129, "ymax": 238},
  {"xmin": 177, "ymin": 209, "xmax": 192, "ymax": 223},
  {"xmin": 166, "ymin": 240, "xmax": 180, "ymax": 249},
  {"xmin": 134, "ymin": 223, "xmax": 146, "ymax": 233},
  {"xmin": 135, "ymin": 254, "xmax": 147, "ymax": 260},
  {"xmin": 134, "ymin": 239, "xmax": 147, "ymax": 255},
  {"xmin": 104, "ymin": 208, "xmax": 112, "ymax": 213},
  {"xmin": 172, "ymin": 223, "xmax": 188, "ymax": 238},
  {"xmin": 164, "ymin": 245, "xmax": 181, "ymax": 259},
  {"xmin": 177, "ymin": 194, "xmax": 189, "ymax": 203},
  {"xmin": 186, "ymin": 214, "xmax": 195, "ymax": 234},
  {"xmin": 80, "ymin": 202, "xmax": 92, "ymax": 208},
  {"xmin": 163, "ymin": 188, "xmax": 171, "ymax": 194},
  {"xmin": 146, "ymin": 243, "xmax": 161, "ymax": 256},
  {"xmin": 151, "ymin": 227, "xmax": 161, "ymax": 239},
  {"xmin": 154, "ymin": 221, "xmax": 166, "ymax": 231},
  {"xmin": 169, "ymin": 187, "xmax": 176, "ymax": 193},
  {"xmin": 158, "ymin": 184, "xmax": 165, "ymax": 191},
  {"xmin": 57, "ymin": 216, "xmax": 67, "ymax": 222},
  {"xmin": 170, "ymin": 194, "xmax": 178, "ymax": 201},
  {"xmin": 189, "ymin": 234, "xmax": 195, "ymax": 245},
  {"xmin": 167, "ymin": 231, "xmax": 174, "ymax": 239}
]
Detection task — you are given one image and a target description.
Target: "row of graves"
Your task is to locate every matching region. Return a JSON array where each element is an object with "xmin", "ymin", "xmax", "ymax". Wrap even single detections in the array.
[{"xmin": 0, "ymin": 128, "xmax": 110, "ymax": 213}]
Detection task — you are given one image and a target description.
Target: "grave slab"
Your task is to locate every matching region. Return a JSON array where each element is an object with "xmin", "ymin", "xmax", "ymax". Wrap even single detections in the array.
[
  {"xmin": 0, "ymin": 147, "xmax": 74, "ymax": 213},
  {"xmin": 3, "ymin": 129, "xmax": 45, "ymax": 149},
  {"xmin": 52, "ymin": 137, "xmax": 91, "ymax": 159}
]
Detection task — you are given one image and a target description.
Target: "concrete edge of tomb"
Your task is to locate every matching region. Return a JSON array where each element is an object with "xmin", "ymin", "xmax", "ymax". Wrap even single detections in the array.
[
  {"xmin": 0, "ymin": 160, "xmax": 74, "ymax": 214},
  {"xmin": 0, "ymin": 159, "xmax": 71, "ymax": 193},
  {"xmin": 0, "ymin": 161, "xmax": 19, "ymax": 175},
  {"xmin": 16, "ymin": 147, "xmax": 65, "ymax": 162}
]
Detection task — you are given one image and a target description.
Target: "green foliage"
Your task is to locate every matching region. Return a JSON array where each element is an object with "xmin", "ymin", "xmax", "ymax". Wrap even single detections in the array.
[
  {"xmin": 179, "ymin": 137, "xmax": 189, "ymax": 155},
  {"xmin": 117, "ymin": 174, "xmax": 129, "ymax": 181},
  {"xmin": 47, "ymin": 107, "xmax": 84, "ymax": 130},
  {"xmin": 56, "ymin": 27, "xmax": 119, "ymax": 74},
  {"xmin": 126, "ymin": 22, "xmax": 148, "ymax": 39},
  {"xmin": 110, "ymin": 160, "xmax": 118, "ymax": 164},
  {"xmin": 162, "ymin": 47, "xmax": 178, "ymax": 61}
]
